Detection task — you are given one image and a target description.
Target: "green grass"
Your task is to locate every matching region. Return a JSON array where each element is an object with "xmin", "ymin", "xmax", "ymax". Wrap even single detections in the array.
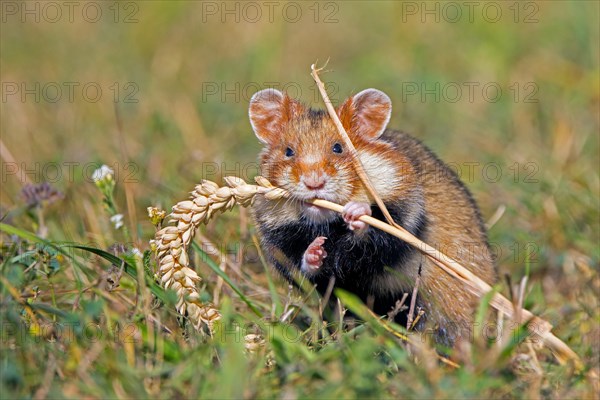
[{"xmin": 1, "ymin": 1, "xmax": 598, "ymax": 398}]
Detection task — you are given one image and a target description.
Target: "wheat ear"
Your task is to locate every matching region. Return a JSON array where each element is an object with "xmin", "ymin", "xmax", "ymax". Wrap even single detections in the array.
[{"xmin": 149, "ymin": 177, "xmax": 283, "ymax": 331}]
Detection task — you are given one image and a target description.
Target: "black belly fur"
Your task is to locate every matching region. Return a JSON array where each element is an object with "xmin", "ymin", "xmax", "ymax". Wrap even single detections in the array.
[{"xmin": 261, "ymin": 200, "xmax": 428, "ymax": 323}]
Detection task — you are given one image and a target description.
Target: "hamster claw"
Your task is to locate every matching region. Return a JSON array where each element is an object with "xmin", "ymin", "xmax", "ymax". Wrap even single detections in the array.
[
  {"xmin": 301, "ymin": 236, "xmax": 327, "ymax": 276},
  {"xmin": 342, "ymin": 201, "xmax": 372, "ymax": 232}
]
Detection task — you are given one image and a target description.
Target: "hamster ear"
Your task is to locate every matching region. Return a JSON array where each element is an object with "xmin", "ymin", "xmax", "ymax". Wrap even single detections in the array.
[
  {"xmin": 249, "ymin": 88, "xmax": 302, "ymax": 144},
  {"xmin": 337, "ymin": 89, "xmax": 392, "ymax": 140}
]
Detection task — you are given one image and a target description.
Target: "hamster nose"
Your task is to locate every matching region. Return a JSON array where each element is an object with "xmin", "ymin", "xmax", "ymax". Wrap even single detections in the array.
[{"xmin": 302, "ymin": 174, "xmax": 327, "ymax": 191}]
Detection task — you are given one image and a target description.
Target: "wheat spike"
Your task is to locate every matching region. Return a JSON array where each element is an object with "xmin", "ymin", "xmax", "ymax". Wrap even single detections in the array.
[{"xmin": 150, "ymin": 177, "xmax": 275, "ymax": 331}]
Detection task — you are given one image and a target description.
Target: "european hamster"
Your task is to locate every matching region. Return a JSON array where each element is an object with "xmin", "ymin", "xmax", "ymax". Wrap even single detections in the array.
[{"xmin": 248, "ymin": 88, "xmax": 496, "ymax": 346}]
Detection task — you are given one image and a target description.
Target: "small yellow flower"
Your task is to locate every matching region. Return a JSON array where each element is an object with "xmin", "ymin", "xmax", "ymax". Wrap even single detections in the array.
[{"xmin": 147, "ymin": 206, "xmax": 167, "ymax": 227}]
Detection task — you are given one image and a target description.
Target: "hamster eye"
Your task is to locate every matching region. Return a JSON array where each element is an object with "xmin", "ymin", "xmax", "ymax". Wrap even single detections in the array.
[
  {"xmin": 285, "ymin": 147, "xmax": 295, "ymax": 157},
  {"xmin": 332, "ymin": 143, "xmax": 343, "ymax": 154}
]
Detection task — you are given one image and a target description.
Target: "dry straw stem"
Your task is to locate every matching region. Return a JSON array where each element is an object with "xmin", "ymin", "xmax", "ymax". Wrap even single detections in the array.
[
  {"xmin": 305, "ymin": 196, "xmax": 581, "ymax": 368},
  {"xmin": 309, "ymin": 63, "xmax": 589, "ymax": 375},
  {"xmin": 310, "ymin": 62, "xmax": 399, "ymax": 229}
]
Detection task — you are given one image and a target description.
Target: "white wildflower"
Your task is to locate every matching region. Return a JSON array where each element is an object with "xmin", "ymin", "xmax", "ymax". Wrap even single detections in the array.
[
  {"xmin": 92, "ymin": 165, "xmax": 114, "ymax": 183},
  {"xmin": 131, "ymin": 247, "xmax": 143, "ymax": 259},
  {"xmin": 110, "ymin": 214, "xmax": 124, "ymax": 229}
]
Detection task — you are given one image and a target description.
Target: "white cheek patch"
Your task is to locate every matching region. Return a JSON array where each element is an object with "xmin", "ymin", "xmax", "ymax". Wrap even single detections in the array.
[
  {"xmin": 258, "ymin": 166, "xmax": 301, "ymax": 228},
  {"xmin": 358, "ymin": 151, "xmax": 401, "ymax": 197},
  {"xmin": 282, "ymin": 166, "xmax": 293, "ymax": 185},
  {"xmin": 258, "ymin": 200, "xmax": 301, "ymax": 228},
  {"xmin": 329, "ymin": 168, "xmax": 353, "ymax": 202}
]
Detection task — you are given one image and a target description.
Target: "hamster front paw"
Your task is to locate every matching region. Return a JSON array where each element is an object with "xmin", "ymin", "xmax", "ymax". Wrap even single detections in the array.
[
  {"xmin": 301, "ymin": 236, "xmax": 327, "ymax": 276},
  {"xmin": 343, "ymin": 201, "xmax": 372, "ymax": 232}
]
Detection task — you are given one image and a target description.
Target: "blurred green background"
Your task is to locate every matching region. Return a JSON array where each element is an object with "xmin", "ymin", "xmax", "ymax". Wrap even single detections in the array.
[{"xmin": 1, "ymin": 1, "xmax": 598, "ymax": 398}]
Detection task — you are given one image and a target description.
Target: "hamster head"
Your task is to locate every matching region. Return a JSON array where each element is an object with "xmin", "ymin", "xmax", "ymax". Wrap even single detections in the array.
[{"xmin": 248, "ymin": 88, "xmax": 395, "ymax": 224}]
